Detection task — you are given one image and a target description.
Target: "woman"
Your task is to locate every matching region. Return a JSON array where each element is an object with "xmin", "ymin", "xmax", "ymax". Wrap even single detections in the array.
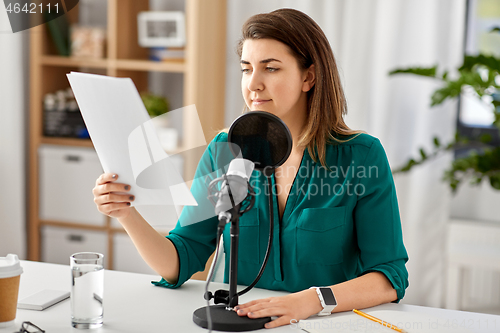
[{"xmin": 92, "ymin": 8, "xmax": 408, "ymax": 329}]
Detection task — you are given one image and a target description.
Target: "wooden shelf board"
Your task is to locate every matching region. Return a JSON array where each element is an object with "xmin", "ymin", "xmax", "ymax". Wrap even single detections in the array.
[
  {"xmin": 41, "ymin": 136, "xmax": 184, "ymax": 153},
  {"xmin": 40, "ymin": 220, "xmax": 107, "ymax": 231},
  {"xmin": 41, "ymin": 137, "xmax": 94, "ymax": 147},
  {"xmin": 41, "ymin": 56, "xmax": 109, "ymax": 69},
  {"xmin": 115, "ymin": 59, "xmax": 185, "ymax": 73},
  {"xmin": 110, "ymin": 227, "xmax": 125, "ymax": 232},
  {"xmin": 39, "ymin": 56, "xmax": 185, "ymax": 73}
]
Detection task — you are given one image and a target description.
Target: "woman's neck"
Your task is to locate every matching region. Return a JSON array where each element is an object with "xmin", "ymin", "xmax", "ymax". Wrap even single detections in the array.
[{"xmin": 281, "ymin": 110, "xmax": 307, "ymax": 150}]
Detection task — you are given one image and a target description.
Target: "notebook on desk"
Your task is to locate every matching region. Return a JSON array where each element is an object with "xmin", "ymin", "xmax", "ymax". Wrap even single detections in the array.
[{"xmin": 17, "ymin": 290, "xmax": 70, "ymax": 311}]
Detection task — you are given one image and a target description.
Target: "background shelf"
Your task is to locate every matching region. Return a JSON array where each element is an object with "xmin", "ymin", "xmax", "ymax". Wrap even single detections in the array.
[
  {"xmin": 115, "ymin": 59, "xmax": 185, "ymax": 73},
  {"xmin": 28, "ymin": 0, "xmax": 227, "ymax": 280},
  {"xmin": 41, "ymin": 137, "xmax": 94, "ymax": 147},
  {"xmin": 40, "ymin": 56, "xmax": 109, "ymax": 69}
]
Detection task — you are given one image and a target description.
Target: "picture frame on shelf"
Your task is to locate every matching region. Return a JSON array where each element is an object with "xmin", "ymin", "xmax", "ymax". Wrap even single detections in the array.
[
  {"xmin": 70, "ymin": 25, "xmax": 106, "ymax": 58},
  {"xmin": 138, "ymin": 11, "xmax": 186, "ymax": 48}
]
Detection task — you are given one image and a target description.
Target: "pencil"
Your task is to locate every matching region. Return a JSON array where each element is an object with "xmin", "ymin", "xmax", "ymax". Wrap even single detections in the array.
[{"xmin": 353, "ymin": 309, "xmax": 408, "ymax": 333}]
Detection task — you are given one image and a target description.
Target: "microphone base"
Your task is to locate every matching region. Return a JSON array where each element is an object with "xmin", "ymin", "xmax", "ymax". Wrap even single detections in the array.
[{"xmin": 193, "ymin": 305, "xmax": 271, "ymax": 331}]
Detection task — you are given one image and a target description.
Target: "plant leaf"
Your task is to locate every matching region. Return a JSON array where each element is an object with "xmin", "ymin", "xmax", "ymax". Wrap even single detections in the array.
[
  {"xmin": 460, "ymin": 54, "xmax": 500, "ymax": 73},
  {"xmin": 419, "ymin": 148, "xmax": 427, "ymax": 160},
  {"xmin": 431, "ymin": 80, "xmax": 463, "ymax": 105},
  {"xmin": 433, "ymin": 137, "xmax": 441, "ymax": 147},
  {"xmin": 389, "ymin": 66, "xmax": 438, "ymax": 78}
]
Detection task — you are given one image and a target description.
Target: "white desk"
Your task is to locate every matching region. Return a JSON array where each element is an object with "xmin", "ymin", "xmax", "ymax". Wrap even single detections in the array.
[{"xmin": 2, "ymin": 261, "xmax": 499, "ymax": 333}]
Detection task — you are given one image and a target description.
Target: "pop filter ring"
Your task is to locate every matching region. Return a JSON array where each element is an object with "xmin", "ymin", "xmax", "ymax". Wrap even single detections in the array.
[{"xmin": 227, "ymin": 111, "xmax": 292, "ymax": 170}]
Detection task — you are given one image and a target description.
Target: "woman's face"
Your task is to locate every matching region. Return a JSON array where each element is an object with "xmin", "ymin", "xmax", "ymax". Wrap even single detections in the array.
[{"xmin": 240, "ymin": 39, "xmax": 314, "ymax": 123}]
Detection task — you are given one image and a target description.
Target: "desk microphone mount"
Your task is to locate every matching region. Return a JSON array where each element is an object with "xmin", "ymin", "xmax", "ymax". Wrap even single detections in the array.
[
  {"xmin": 193, "ymin": 111, "xmax": 292, "ymax": 331},
  {"xmin": 193, "ymin": 189, "xmax": 272, "ymax": 331}
]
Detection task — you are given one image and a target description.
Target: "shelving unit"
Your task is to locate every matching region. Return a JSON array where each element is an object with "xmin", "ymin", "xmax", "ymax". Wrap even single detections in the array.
[{"xmin": 28, "ymin": 0, "xmax": 226, "ymax": 279}]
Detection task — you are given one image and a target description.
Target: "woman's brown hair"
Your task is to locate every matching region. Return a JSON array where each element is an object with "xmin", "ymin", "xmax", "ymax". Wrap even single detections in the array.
[{"xmin": 237, "ymin": 8, "xmax": 364, "ymax": 167}]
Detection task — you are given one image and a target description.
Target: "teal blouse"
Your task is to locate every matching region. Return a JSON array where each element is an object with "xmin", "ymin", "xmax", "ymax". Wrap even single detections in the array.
[{"xmin": 152, "ymin": 132, "xmax": 409, "ymax": 303}]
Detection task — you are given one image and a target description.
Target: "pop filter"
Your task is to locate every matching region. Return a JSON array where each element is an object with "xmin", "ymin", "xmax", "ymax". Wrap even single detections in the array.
[{"xmin": 227, "ymin": 111, "xmax": 292, "ymax": 170}]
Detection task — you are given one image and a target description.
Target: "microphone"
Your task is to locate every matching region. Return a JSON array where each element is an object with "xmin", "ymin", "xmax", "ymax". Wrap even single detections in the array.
[{"xmin": 214, "ymin": 158, "xmax": 255, "ymax": 217}]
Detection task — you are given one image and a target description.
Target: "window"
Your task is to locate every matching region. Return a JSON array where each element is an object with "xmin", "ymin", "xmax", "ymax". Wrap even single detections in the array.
[{"xmin": 456, "ymin": 0, "xmax": 500, "ymax": 157}]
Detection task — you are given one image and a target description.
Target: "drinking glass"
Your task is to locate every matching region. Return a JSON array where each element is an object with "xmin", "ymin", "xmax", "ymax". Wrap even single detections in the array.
[{"xmin": 70, "ymin": 252, "xmax": 104, "ymax": 329}]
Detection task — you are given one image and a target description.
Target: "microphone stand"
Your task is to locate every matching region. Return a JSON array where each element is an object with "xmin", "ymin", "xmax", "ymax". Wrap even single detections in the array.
[
  {"xmin": 193, "ymin": 170, "xmax": 275, "ymax": 331},
  {"xmin": 221, "ymin": 167, "xmax": 277, "ymax": 300},
  {"xmin": 227, "ymin": 203, "xmax": 242, "ymax": 308}
]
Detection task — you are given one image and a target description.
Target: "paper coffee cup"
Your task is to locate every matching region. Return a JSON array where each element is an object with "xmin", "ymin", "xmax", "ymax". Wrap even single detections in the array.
[{"xmin": 0, "ymin": 254, "xmax": 23, "ymax": 328}]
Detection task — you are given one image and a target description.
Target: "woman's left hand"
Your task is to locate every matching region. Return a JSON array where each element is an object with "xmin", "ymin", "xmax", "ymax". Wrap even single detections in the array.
[{"xmin": 234, "ymin": 288, "xmax": 324, "ymax": 328}]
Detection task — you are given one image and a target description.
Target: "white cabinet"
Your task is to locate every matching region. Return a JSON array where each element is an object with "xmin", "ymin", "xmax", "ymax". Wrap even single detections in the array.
[
  {"xmin": 445, "ymin": 219, "xmax": 500, "ymax": 311},
  {"xmin": 39, "ymin": 144, "xmax": 184, "ymax": 273},
  {"xmin": 41, "ymin": 226, "xmax": 108, "ymax": 268},
  {"xmin": 39, "ymin": 145, "xmax": 105, "ymax": 226}
]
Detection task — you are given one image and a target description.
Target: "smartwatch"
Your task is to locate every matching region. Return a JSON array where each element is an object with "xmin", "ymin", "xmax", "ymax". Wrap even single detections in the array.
[{"xmin": 310, "ymin": 287, "xmax": 337, "ymax": 316}]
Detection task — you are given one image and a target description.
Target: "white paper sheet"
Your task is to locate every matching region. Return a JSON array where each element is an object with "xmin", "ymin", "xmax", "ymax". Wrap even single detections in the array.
[{"xmin": 66, "ymin": 72, "xmax": 197, "ymax": 208}]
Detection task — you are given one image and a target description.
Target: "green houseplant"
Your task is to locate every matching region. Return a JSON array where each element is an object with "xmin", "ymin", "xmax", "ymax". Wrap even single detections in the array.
[
  {"xmin": 140, "ymin": 92, "xmax": 170, "ymax": 118},
  {"xmin": 389, "ymin": 50, "xmax": 500, "ymax": 192},
  {"xmin": 140, "ymin": 92, "xmax": 178, "ymax": 151}
]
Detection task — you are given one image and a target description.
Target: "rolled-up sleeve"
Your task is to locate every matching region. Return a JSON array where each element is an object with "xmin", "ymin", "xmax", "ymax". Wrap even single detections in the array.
[
  {"xmin": 152, "ymin": 134, "xmax": 229, "ymax": 289},
  {"xmin": 354, "ymin": 139, "xmax": 409, "ymax": 303}
]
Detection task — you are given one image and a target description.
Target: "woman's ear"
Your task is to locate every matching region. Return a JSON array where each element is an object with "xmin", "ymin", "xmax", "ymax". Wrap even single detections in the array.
[{"xmin": 302, "ymin": 64, "xmax": 316, "ymax": 92}]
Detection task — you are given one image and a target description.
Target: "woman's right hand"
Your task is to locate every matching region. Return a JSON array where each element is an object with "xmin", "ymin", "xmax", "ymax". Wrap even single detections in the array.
[{"xmin": 93, "ymin": 173, "xmax": 135, "ymax": 219}]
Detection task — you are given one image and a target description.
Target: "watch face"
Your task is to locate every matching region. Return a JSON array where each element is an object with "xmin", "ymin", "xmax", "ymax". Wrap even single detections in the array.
[{"xmin": 319, "ymin": 287, "xmax": 337, "ymax": 306}]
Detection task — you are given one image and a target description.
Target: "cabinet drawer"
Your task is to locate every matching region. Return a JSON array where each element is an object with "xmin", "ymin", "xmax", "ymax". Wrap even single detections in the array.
[
  {"xmin": 41, "ymin": 226, "xmax": 108, "ymax": 268},
  {"xmin": 39, "ymin": 145, "xmax": 105, "ymax": 226}
]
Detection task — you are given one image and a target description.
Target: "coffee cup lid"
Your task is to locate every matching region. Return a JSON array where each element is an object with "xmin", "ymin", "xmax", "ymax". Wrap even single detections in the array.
[{"xmin": 0, "ymin": 254, "xmax": 23, "ymax": 278}]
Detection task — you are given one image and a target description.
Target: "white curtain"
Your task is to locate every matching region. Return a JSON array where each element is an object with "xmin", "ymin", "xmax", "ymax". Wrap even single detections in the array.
[
  {"xmin": 225, "ymin": 0, "xmax": 466, "ymax": 308},
  {"xmin": 0, "ymin": 7, "xmax": 28, "ymax": 258}
]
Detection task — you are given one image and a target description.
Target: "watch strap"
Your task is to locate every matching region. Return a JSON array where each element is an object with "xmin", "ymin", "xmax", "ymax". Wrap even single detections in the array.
[{"xmin": 310, "ymin": 287, "xmax": 337, "ymax": 316}]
